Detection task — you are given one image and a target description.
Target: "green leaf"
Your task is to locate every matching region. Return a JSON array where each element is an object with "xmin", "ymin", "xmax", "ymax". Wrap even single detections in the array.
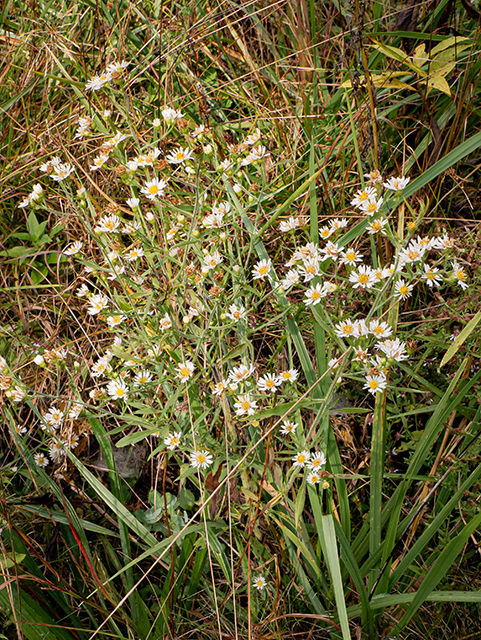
[{"xmin": 440, "ymin": 310, "xmax": 481, "ymax": 367}]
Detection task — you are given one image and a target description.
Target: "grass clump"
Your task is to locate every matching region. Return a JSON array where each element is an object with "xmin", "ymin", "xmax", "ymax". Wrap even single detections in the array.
[{"xmin": 1, "ymin": 1, "xmax": 481, "ymax": 639}]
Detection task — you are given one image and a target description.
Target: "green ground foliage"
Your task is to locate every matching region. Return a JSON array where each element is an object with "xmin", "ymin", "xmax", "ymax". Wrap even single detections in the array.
[{"xmin": 1, "ymin": 0, "xmax": 481, "ymax": 638}]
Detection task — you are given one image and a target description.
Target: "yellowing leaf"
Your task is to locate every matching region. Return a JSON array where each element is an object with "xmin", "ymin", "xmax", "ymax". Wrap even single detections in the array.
[
  {"xmin": 430, "ymin": 36, "xmax": 471, "ymax": 57},
  {"xmin": 427, "ymin": 74, "xmax": 452, "ymax": 97}
]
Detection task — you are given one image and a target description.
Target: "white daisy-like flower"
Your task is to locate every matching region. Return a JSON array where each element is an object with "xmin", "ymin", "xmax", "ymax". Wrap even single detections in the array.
[
  {"xmin": 63, "ymin": 241, "xmax": 83, "ymax": 255},
  {"xmin": 360, "ymin": 197, "xmax": 383, "ymax": 216},
  {"xmin": 126, "ymin": 247, "xmax": 144, "ymax": 261},
  {"xmin": 304, "ymin": 283, "xmax": 325, "ymax": 306},
  {"xmin": 190, "ymin": 449, "xmax": 213, "ymax": 469},
  {"xmin": 307, "ymin": 471, "xmax": 321, "ymax": 485},
  {"xmin": 451, "ymin": 261, "xmax": 468, "ymax": 290},
  {"xmin": 280, "ymin": 420, "xmax": 298, "ymax": 435},
  {"xmin": 278, "ymin": 369, "xmax": 299, "ymax": 383},
  {"xmin": 363, "ymin": 373, "xmax": 387, "ymax": 395},
  {"xmin": 366, "ymin": 218, "xmax": 388, "ymax": 235},
  {"xmin": 257, "ymin": 373, "xmax": 282, "ymax": 393},
  {"xmin": 349, "ymin": 264, "xmax": 376, "ymax": 289},
  {"xmin": 320, "ymin": 241, "xmax": 340, "ymax": 261},
  {"xmin": 202, "ymin": 211, "xmax": 225, "ymax": 228},
  {"xmin": 234, "ymin": 395, "xmax": 258, "ymax": 416},
  {"xmin": 279, "ymin": 217, "xmax": 300, "ymax": 233},
  {"xmin": 34, "ymin": 452, "xmax": 49, "ymax": 467},
  {"xmin": 229, "ymin": 364, "xmax": 255, "ymax": 383},
  {"xmin": 106, "ymin": 315, "xmax": 125, "ymax": 327},
  {"xmin": 369, "ymin": 319, "xmax": 393, "ymax": 339},
  {"xmin": 329, "ymin": 218, "xmax": 348, "ymax": 230},
  {"xmin": 159, "ymin": 313, "xmax": 172, "ymax": 331},
  {"xmin": 334, "ymin": 319, "xmax": 355, "ymax": 338},
  {"xmin": 140, "ymin": 177, "xmax": 168, "ymax": 201},
  {"xmin": 166, "ymin": 146, "xmax": 193, "ymax": 164},
  {"xmin": 394, "ymin": 279, "xmax": 413, "ymax": 300},
  {"xmin": 383, "ymin": 176, "xmax": 410, "ymax": 191},
  {"xmin": 164, "ymin": 432, "xmax": 182, "ymax": 450},
  {"xmin": 203, "ymin": 250, "xmax": 223, "ymax": 270},
  {"xmin": 87, "ymin": 294, "xmax": 110, "ymax": 316},
  {"xmin": 191, "ymin": 124, "xmax": 205, "ymax": 138},
  {"xmin": 299, "ymin": 257, "xmax": 320, "ymax": 282},
  {"xmin": 433, "ymin": 234, "xmax": 455, "ymax": 250},
  {"xmin": 377, "ymin": 338, "xmax": 408, "ymax": 362},
  {"xmin": 245, "ymin": 128, "xmax": 262, "ymax": 145},
  {"xmin": 282, "ymin": 269, "xmax": 300, "ymax": 290},
  {"xmin": 162, "ymin": 108, "xmax": 184, "ymax": 124},
  {"xmin": 43, "ymin": 406, "xmax": 64, "ymax": 429},
  {"xmin": 292, "ymin": 450, "xmax": 310, "ymax": 468},
  {"xmin": 51, "ymin": 163, "xmax": 75, "ymax": 181},
  {"xmin": 135, "ymin": 147, "xmax": 161, "ymax": 167},
  {"xmin": 126, "ymin": 197, "xmax": 140, "ymax": 209},
  {"xmin": 134, "ymin": 370, "xmax": 153, "ymax": 386},
  {"xmin": 353, "ymin": 347, "xmax": 370, "ymax": 363},
  {"xmin": 212, "ymin": 380, "xmax": 228, "ymax": 396},
  {"xmin": 176, "ymin": 361, "xmax": 195, "ymax": 383},
  {"xmin": 308, "ymin": 452, "xmax": 327, "ymax": 470},
  {"xmin": 91, "ymin": 356, "xmax": 111, "ymax": 378},
  {"xmin": 107, "ymin": 379, "xmax": 129, "ymax": 400},
  {"xmin": 85, "ymin": 72, "xmax": 112, "ymax": 91},
  {"xmin": 252, "ymin": 258, "xmax": 272, "ymax": 280},
  {"xmin": 352, "ymin": 319, "xmax": 369, "ymax": 337},
  {"xmin": 351, "ymin": 186, "xmax": 377, "ymax": 208},
  {"xmin": 226, "ymin": 303, "xmax": 246, "ymax": 322},
  {"xmin": 49, "ymin": 440, "xmax": 65, "ymax": 462},
  {"xmin": 253, "ymin": 575, "xmax": 266, "ymax": 590},
  {"xmin": 90, "ymin": 154, "xmax": 110, "ymax": 171},
  {"xmin": 319, "ymin": 225, "xmax": 334, "ymax": 240},
  {"xmin": 94, "ymin": 214, "xmax": 122, "ymax": 234},
  {"xmin": 340, "ymin": 248, "xmax": 363, "ymax": 266},
  {"xmin": 68, "ymin": 403, "xmax": 83, "ymax": 420}
]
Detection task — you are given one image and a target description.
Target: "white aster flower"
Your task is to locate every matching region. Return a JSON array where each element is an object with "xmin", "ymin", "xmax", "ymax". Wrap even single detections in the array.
[
  {"xmin": 229, "ymin": 364, "xmax": 255, "ymax": 383},
  {"xmin": 352, "ymin": 319, "xmax": 369, "ymax": 337},
  {"xmin": 252, "ymin": 258, "xmax": 272, "ymax": 280},
  {"xmin": 140, "ymin": 177, "xmax": 168, "ymax": 200},
  {"xmin": 94, "ymin": 214, "xmax": 121, "ymax": 234},
  {"xmin": 126, "ymin": 247, "xmax": 144, "ymax": 261},
  {"xmin": 87, "ymin": 294, "xmax": 110, "ymax": 315},
  {"xmin": 299, "ymin": 257, "xmax": 320, "ymax": 282},
  {"xmin": 203, "ymin": 250, "xmax": 223, "ymax": 270},
  {"xmin": 383, "ymin": 176, "xmax": 410, "ymax": 191},
  {"xmin": 85, "ymin": 72, "xmax": 112, "ymax": 91},
  {"xmin": 190, "ymin": 449, "xmax": 213, "ymax": 469},
  {"xmin": 176, "ymin": 361, "xmax": 195, "ymax": 383},
  {"xmin": 351, "ymin": 186, "xmax": 377, "ymax": 208},
  {"xmin": 335, "ymin": 319, "xmax": 356, "ymax": 339},
  {"xmin": 423, "ymin": 264, "xmax": 442, "ymax": 287},
  {"xmin": 106, "ymin": 314, "xmax": 125, "ymax": 327},
  {"xmin": 307, "ymin": 471, "xmax": 321, "ymax": 485},
  {"xmin": 369, "ymin": 319, "xmax": 393, "ymax": 339},
  {"xmin": 162, "ymin": 108, "xmax": 184, "ymax": 124},
  {"xmin": 212, "ymin": 380, "xmax": 228, "ymax": 396},
  {"xmin": 90, "ymin": 154, "xmax": 110, "ymax": 171},
  {"xmin": 164, "ymin": 432, "xmax": 182, "ymax": 450},
  {"xmin": 257, "ymin": 373, "xmax": 281, "ymax": 393},
  {"xmin": 134, "ymin": 370, "xmax": 152, "ymax": 386},
  {"xmin": 34, "ymin": 452, "xmax": 49, "ymax": 467},
  {"xmin": 340, "ymin": 248, "xmax": 363, "ymax": 266},
  {"xmin": 282, "ymin": 269, "xmax": 300, "ymax": 290},
  {"xmin": 320, "ymin": 241, "xmax": 340, "ymax": 261},
  {"xmin": 360, "ymin": 197, "xmax": 383, "ymax": 216},
  {"xmin": 292, "ymin": 450, "xmax": 310, "ymax": 468},
  {"xmin": 63, "ymin": 241, "xmax": 83, "ymax": 255},
  {"xmin": 126, "ymin": 197, "xmax": 140, "ymax": 209},
  {"xmin": 226, "ymin": 303, "xmax": 246, "ymax": 322},
  {"xmin": 234, "ymin": 394, "xmax": 258, "ymax": 416},
  {"xmin": 377, "ymin": 338, "xmax": 408, "ymax": 362},
  {"xmin": 366, "ymin": 218, "xmax": 388, "ymax": 234},
  {"xmin": 253, "ymin": 575, "xmax": 266, "ymax": 590},
  {"xmin": 394, "ymin": 279, "xmax": 413, "ymax": 300},
  {"xmin": 107, "ymin": 379, "xmax": 129, "ymax": 400},
  {"xmin": 363, "ymin": 373, "xmax": 387, "ymax": 395},
  {"xmin": 278, "ymin": 368, "xmax": 298, "ymax": 383},
  {"xmin": 304, "ymin": 283, "xmax": 325, "ymax": 306},
  {"xmin": 280, "ymin": 420, "xmax": 298, "ymax": 435},
  {"xmin": 279, "ymin": 217, "xmax": 300, "ymax": 233},
  {"xmin": 308, "ymin": 452, "xmax": 326, "ymax": 470},
  {"xmin": 166, "ymin": 146, "xmax": 193, "ymax": 164},
  {"xmin": 245, "ymin": 128, "xmax": 262, "ymax": 145},
  {"xmin": 451, "ymin": 261, "xmax": 468, "ymax": 290},
  {"xmin": 349, "ymin": 264, "xmax": 376, "ymax": 289},
  {"xmin": 319, "ymin": 225, "xmax": 334, "ymax": 240}
]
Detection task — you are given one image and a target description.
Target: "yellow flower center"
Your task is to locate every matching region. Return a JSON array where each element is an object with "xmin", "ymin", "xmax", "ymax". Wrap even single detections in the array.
[
  {"xmin": 311, "ymin": 291, "xmax": 321, "ymax": 301},
  {"xmin": 400, "ymin": 286, "xmax": 409, "ymax": 295},
  {"xmin": 297, "ymin": 455, "xmax": 306, "ymax": 464},
  {"xmin": 259, "ymin": 266, "xmax": 269, "ymax": 275},
  {"xmin": 359, "ymin": 274, "xmax": 369, "ymax": 284},
  {"xmin": 197, "ymin": 454, "xmax": 206, "ymax": 464},
  {"xmin": 180, "ymin": 367, "xmax": 190, "ymax": 377},
  {"xmin": 369, "ymin": 380, "xmax": 379, "ymax": 389},
  {"xmin": 149, "ymin": 185, "xmax": 159, "ymax": 195},
  {"xmin": 241, "ymin": 400, "xmax": 251, "ymax": 410}
]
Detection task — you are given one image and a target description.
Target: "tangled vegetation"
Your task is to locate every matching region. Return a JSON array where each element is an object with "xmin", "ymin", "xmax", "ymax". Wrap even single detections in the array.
[{"xmin": 1, "ymin": 0, "xmax": 481, "ymax": 638}]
